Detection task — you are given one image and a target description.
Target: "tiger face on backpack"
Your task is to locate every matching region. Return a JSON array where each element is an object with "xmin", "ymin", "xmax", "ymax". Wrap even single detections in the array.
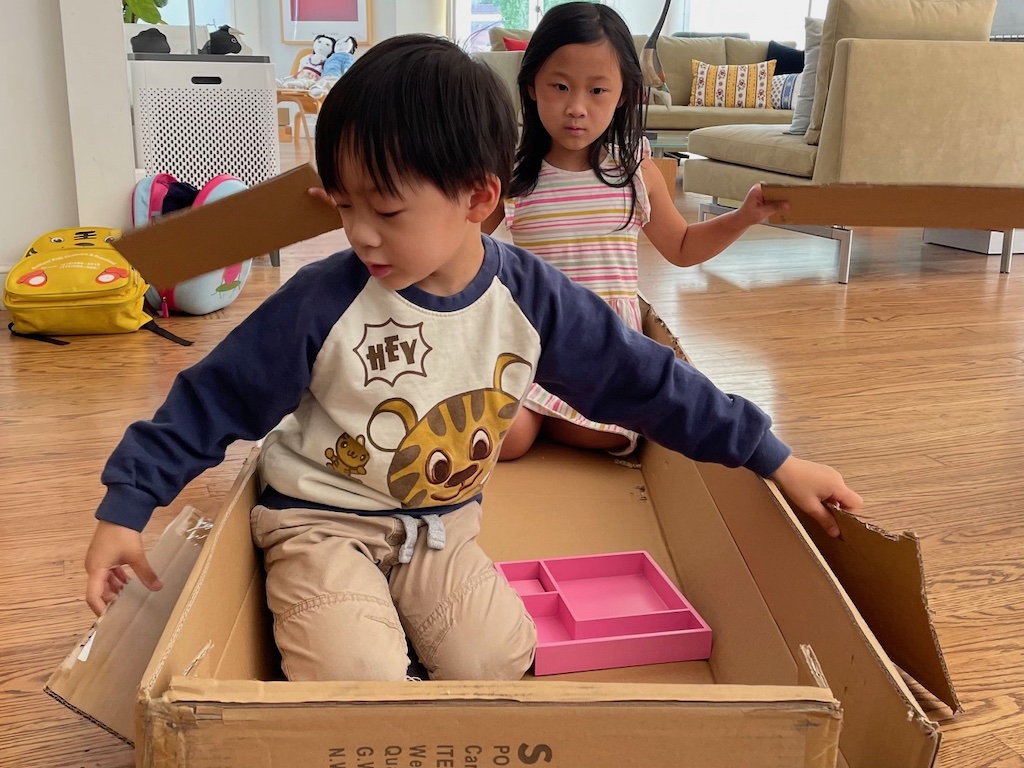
[{"xmin": 4, "ymin": 227, "xmax": 151, "ymax": 336}]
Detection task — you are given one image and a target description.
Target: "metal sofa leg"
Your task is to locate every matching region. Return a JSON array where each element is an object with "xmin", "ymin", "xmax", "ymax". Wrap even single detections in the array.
[
  {"xmin": 697, "ymin": 198, "xmax": 853, "ymax": 282},
  {"xmin": 834, "ymin": 228, "xmax": 853, "ymax": 284},
  {"xmin": 270, "ymin": 250, "xmax": 281, "ymax": 267},
  {"xmin": 1001, "ymin": 229, "xmax": 1014, "ymax": 274}
]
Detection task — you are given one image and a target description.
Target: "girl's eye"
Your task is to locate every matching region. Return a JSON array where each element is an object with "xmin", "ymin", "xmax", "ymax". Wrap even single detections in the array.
[
  {"xmin": 592, "ymin": 88, "xmax": 607, "ymax": 95},
  {"xmin": 377, "ymin": 210, "xmax": 401, "ymax": 218},
  {"xmin": 554, "ymin": 83, "xmax": 568, "ymax": 91}
]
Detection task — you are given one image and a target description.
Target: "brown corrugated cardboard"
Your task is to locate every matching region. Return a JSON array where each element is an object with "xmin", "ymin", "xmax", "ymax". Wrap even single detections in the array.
[
  {"xmin": 762, "ymin": 183, "xmax": 1024, "ymax": 230},
  {"xmin": 45, "ymin": 506, "xmax": 211, "ymax": 743},
  {"xmin": 797, "ymin": 506, "xmax": 960, "ymax": 714},
  {"xmin": 46, "ymin": 168, "xmax": 957, "ymax": 768},
  {"xmin": 113, "ymin": 164, "xmax": 341, "ymax": 288}
]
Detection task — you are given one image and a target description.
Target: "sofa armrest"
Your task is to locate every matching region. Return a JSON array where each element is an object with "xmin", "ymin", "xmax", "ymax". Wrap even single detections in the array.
[
  {"xmin": 471, "ymin": 50, "xmax": 525, "ymax": 114},
  {"xmin": 813, "ymin": 38, "xmax": 1024, "ymax": 185}
]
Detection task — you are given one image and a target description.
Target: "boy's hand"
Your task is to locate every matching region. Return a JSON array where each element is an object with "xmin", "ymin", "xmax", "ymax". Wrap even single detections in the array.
[
  {"xmin": 770, "ymin": 456, "xmax": 863, "ymax": 538},
  {"xmin": 85, "ymin": 521, "xmax": 163, "ymax": 616},
  {"xmin": 737, "ymin": 183, "xmax": 788, "ymax": 227}
]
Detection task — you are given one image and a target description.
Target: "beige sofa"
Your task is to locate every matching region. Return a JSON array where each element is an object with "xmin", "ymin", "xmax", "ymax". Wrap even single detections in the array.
[
  {"xmin": 682, "ymin": 0, "xmax": 1024, "ymax": 282},
  {"xmin": 477, "ymin": 34, "xmax": 796, "ymax": 133}
]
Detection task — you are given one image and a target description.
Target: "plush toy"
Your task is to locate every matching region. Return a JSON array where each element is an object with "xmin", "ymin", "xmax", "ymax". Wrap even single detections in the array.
[
  {"xmin": 200, "ymin": 24, "xmax": 242, "ymax": 55},
  {"xmin": 277, "ymin": 34, "xmax": 336, "ymax": 89},
  {"xmin": 309, "ymin": 36, "xmax": 357, "ymax": 99},
  {"xmin": 131, "ymin": 27, "xmax": 171, "ymax": 54}
]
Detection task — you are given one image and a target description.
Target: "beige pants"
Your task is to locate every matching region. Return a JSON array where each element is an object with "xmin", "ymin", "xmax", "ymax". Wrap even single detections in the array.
[{"xmin": 250, "ymin": 501, "xmax": 536, "ymax": 682}]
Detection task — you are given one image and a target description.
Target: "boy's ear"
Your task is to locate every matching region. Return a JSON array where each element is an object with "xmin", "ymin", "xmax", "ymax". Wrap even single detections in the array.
[{"xmin": 466, "ymin": 174, "xmax": 502, "ymax": 224}]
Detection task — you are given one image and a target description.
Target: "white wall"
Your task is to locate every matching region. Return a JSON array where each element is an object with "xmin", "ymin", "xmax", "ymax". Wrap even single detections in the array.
[{"xmin": 0, "ymin": 1, "xmax": 78, "ymax": 274}]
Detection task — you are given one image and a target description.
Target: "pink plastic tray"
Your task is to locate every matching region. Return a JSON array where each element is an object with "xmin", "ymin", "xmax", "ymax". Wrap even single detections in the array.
[{"xmin": 495, "ymin": 551, "xmax": 712, "ymax": 675}]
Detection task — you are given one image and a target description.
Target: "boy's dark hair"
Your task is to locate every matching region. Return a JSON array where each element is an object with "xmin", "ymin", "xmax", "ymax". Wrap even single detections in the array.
[
  {"xmin": 509, "ymin": 3, "xmax": 644, "ymax": 227},
  {"xmin": 316, "ymin": 34, "xmax": 517, "ymax": 201}
]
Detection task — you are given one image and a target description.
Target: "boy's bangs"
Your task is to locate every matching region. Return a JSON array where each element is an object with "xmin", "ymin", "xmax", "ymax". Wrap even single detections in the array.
[{"xmin": 315, "ymin": 35, "xmax": 515, "ymax": 202}]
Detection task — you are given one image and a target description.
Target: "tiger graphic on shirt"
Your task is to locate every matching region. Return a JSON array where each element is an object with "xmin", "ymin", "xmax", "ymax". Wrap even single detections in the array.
[{"xmin": 368, "ymin": 353, "xmax": 530, "ymax": 508}]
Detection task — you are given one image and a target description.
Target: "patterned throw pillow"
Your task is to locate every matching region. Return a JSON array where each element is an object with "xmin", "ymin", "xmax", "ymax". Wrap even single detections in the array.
[
  {"xmin": 771, "ymin": 73, "xmax": 803, "ymax": 109},
  {"xmin": 690, "ymin": 60, "xmax": 777, "ymax": 108}
]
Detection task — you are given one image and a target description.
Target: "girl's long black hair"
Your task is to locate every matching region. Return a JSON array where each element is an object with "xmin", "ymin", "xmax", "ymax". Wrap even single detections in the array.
[{"xmin": 509, "ymin": 2, "xmax": 644, "ymax": 227}]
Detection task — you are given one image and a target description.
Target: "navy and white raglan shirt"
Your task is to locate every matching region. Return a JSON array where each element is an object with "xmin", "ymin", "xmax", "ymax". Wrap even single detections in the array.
[{"xmin": 97, "ymin": 236, "xmax": 791, "ymax": 532}]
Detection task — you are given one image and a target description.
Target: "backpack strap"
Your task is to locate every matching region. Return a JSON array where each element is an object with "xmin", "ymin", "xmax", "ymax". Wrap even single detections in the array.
[
  {"xmin": 8, "ymin": 323, "xmax": 70, "ymax": 346},
  {"xmin": 141, "ymin": 320, "xmax": 193, "ymax": 346},
  {"xmin": 8, "ymin": 320, "xmax": 192, "ymax": 346}
]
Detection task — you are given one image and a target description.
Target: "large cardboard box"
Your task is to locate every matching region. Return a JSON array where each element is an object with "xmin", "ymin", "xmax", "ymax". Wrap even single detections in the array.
[{"xmin": 48, "ymin": 168, "xmax": 959, "ymax": 767}]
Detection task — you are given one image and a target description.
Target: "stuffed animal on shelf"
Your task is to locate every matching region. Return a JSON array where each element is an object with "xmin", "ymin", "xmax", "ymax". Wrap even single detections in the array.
[
  {"xmin": 277, "ymin": 34, "xmax": 336, "ymax": 89},
  {"xmin": 309, "ymin": 36, "xmax": 358, "ymax": 99},
  {"xmin": 130, "ymin": 27, "xmax": 171, "ymax": 54},
  {"xmin": 200, "ymin": 24, "xmax": 243, "ymax": 55}
]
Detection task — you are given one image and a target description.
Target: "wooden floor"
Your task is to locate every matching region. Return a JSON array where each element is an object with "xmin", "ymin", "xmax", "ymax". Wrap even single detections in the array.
[{"xmin": 2, "ymin": 142, "xmax": 1022, "ymax": 768}]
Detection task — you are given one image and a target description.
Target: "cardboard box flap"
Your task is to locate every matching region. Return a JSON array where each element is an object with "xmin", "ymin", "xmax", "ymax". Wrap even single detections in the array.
[
  {"xmin": 794, "ymin": 505, "xmax": 960, "ymax": 713},
  {"xmin": 762, "ymin": 183, "xmax": 1024, "ymax": 230},
  {"xmin": 642, "ymin": 301, "xmax": 956, "ymax": 714},
  {"xmin": 162, "ymin": 677, "xmax": 841, "ymax": 708},
  {"xmin": 44, "ymin": 506, "xmax": 211, "ymax": 744},
  {"xmin": 113, "ymin": 164, "xmax": 341, "ymax": 288}
]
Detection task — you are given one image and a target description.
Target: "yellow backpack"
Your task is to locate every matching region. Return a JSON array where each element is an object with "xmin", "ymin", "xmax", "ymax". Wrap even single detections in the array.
[{"xmin": 4, "ymin": 227, "xmax": 190, "ymax": 346}]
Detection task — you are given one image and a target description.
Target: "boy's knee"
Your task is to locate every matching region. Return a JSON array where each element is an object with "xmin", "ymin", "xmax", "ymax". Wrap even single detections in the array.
[
  {"xmin": 429, "ymin": 606, "xmax": 537, "ymax": 681},
  {"xmin": 276, "ymin": 592, "xmax": 410, "ymax": 681}
]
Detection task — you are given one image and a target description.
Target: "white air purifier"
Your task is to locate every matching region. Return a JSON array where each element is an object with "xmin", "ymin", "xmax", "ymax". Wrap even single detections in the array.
[{"xmin": 129, "ymin": 53, "xmax": 280, "ymax": 189}]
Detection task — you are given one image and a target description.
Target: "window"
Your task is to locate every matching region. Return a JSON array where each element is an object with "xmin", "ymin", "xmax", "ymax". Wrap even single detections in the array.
[
  {"xmin": 682, "ymin": 0, "xmax": 829, "ymax": 46},
  {"xmin": 159, "ymin": 0, "xmax": 234, "ymax": 28},
  {"xmin": 450, "ymin": 0, "xmax": 620, "ymax": 52}
]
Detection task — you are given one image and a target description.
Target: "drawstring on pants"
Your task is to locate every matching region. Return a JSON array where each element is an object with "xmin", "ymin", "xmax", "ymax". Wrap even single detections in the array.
[{"xmin": 395, "ymin": 513, "xmax": 446, "ymax": 564}]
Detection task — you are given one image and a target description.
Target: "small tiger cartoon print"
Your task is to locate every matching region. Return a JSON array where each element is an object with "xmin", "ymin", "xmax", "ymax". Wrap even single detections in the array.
[{"xmin": 325, "ymin": 432, "xmax": 370, "ymax": 477}]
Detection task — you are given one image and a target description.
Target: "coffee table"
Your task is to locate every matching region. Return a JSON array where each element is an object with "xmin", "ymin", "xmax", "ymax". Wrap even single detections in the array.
[{"xmin": 645, "ymin": 130, "xmax": 690, "ymax": 159}]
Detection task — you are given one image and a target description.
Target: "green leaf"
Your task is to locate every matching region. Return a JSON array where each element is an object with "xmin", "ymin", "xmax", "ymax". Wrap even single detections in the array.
[{"xmin": 125, "ymin": 0, "xmax": 163, "ymax": 24}]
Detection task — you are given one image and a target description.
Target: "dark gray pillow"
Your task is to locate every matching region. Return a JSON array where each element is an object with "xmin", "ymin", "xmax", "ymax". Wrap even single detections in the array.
[{"xmin": 767, "ymin": 40, "xmax": 805, "ymax": 75}]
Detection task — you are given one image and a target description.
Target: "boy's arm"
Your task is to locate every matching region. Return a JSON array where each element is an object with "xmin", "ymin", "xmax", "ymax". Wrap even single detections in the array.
[
  {"xmin": 507, "ymin": 249, "xmax": 859, "ymax": 529},
  {"xmin": 640, "ymin": 166, "xmax": 786, "ymax": 267},
  {"xmin": 97, "ymin": 258, "xmax": 357, "ymax": 532},
  {"xmin": 85, "ymin": 258, "xmax": 362, "ymax": 614}
]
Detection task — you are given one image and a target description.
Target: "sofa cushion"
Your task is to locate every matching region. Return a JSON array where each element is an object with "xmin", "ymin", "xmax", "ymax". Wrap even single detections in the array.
[
  {"xmin": 771, "ymin": 73, "xmax": 803, "ymax": 109},
  {"xmin": 473, "ymin": 51, "xmax": 525, "ymax": 113},
  {"xmin": 767, "ymin": 40, "xmax": 805, "ymax": 74},
  {"xmin": 683, "ymin": 157, "xmax": 815, "ymax": 201},
  {"xmin": 806, "ymin": 0, "xmax": 998, "ymax": 144},
  {"xmin": 643, "ymin": 35, "xmax": 728, "ymax": 105},
  {"xmin": 723, "ymin": 38, "xmax": 771, "ymax": 64},
  {"xmin": 502, "ymin": 36, "xmax": 529, "ymax": 51},
  {"xmin": 786, "ymin": 17, "xmax": 824, "ymax": 135},
  {"xmin": 691, "ymin": 61, "xmax": 777, "ymax": 108},
  {"xmin": 489, "ymin": 27, "xmax": 532, "ymax": 51},
  {"xmin": 643, "ymin": 105, "xmax": 793, "ymax": 131},
  {"xmin": 687, "ymin": 125, "xmax": 818, "ymax": 177}
]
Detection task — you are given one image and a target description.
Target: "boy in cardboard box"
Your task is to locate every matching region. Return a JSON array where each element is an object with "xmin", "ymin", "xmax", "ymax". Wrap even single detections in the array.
[{"xmin": 84, "ymin": 34, "xmax": 861, "ymax": 682}]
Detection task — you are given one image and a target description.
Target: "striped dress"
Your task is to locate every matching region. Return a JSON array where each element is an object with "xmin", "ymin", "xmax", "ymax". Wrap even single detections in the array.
[{"xmin": 505, "ymin": 144, "xmax": 652, "ymax": 453}]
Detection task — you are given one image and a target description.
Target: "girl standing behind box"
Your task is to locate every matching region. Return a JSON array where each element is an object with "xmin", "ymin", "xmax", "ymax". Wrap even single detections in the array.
[{"xmin": 486, "ymin": 2, "xmax": 787, "ymax": 460}]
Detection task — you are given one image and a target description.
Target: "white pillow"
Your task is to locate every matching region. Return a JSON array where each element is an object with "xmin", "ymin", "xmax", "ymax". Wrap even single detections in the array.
[{"xmin": 785, "ymin": 17, "xmax": 823, "ymax": 135}]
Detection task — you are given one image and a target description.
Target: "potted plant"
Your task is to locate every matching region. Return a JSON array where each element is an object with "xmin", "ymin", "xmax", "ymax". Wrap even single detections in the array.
[{"xmin": 123, "ymin": 0, "xmax": 168, "ymax": 24}]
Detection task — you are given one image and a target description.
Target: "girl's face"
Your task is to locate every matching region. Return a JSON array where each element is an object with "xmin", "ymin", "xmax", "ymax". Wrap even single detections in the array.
[{"xmin": 528, "ymin": 38, "xmax": 624, "ymax": 168}]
